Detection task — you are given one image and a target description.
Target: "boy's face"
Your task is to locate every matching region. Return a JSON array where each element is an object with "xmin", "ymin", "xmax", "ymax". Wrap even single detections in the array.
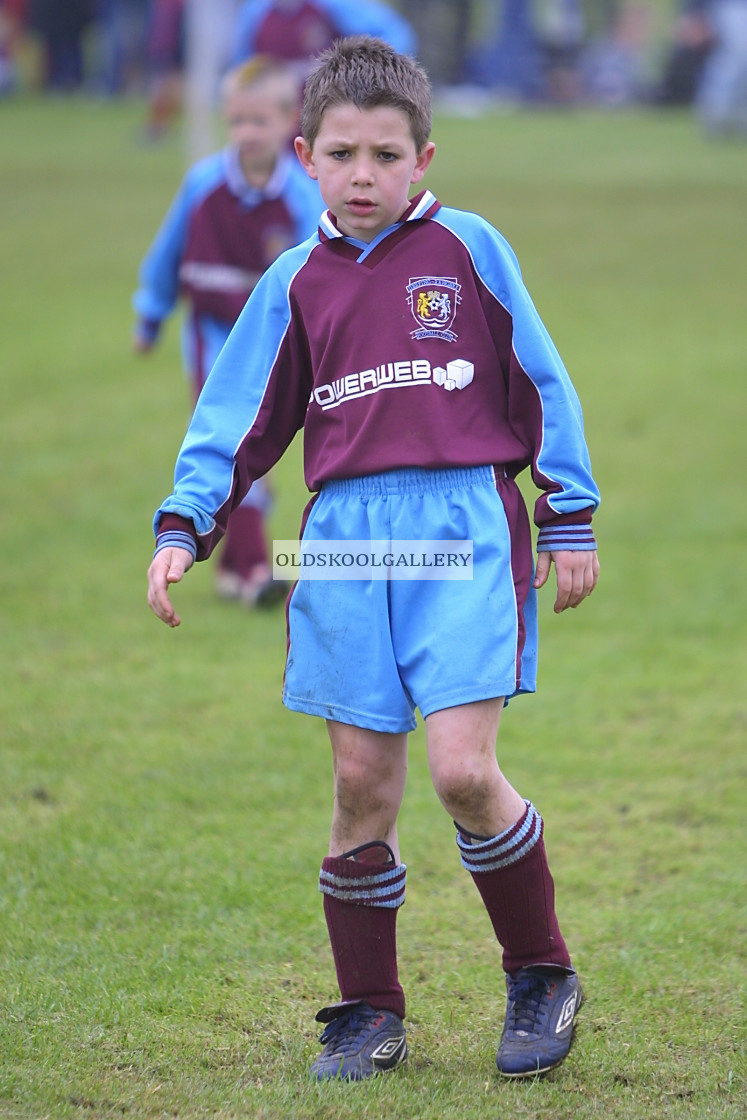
[
  {"xmin": 295, "ymin": 104, "xmax": 435, "ymax": 242},
  {"xmin": 224, "ymin": 84, "xmax": 296, "ymax": 181}
]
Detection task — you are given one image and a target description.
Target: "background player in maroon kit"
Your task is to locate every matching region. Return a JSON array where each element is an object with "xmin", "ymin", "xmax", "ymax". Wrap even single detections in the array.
[
  {"xmin": 135, "ymin": 56, "xmax": 321, "ymax": 606},
  {"xmin": 232, "ymin": 0, "xmax": 417, "ymax": 83},
  {"xmin": 148, "ymin": 37, "xmax": 599, "ymax": 1081}
]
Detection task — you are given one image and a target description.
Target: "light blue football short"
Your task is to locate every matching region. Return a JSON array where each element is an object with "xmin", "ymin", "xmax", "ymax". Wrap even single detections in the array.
[{"xmin": 283, "ymin": 465, "xmax": 538, "ymax": 733}]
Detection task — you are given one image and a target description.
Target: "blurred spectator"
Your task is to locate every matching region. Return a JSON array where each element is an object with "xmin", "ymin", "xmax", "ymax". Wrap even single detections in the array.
[
  {"xmin": 469, "ymin": 0, "xmax": 544, "ymax": 101},
  {"xmin": 29, "ymin": 0, "xmax": 93, "ymax": 92},
  {"xmin": 400, "ymin": 0, "xmax": 472, "ymax": 87},
  {"xmin": 144, "ymin": 0, "xmax": 184, "ymax": 137},
  {"xmin": 0, "ymin": 0, "xmax": 27, "ymax": 94},
  {"xmin": 655, "ymin": 0, "xmax": 713, "ymax": 106},
  {"xmin": 581, "ymin": 2, "xmax": 650, "ymax": 107},
  {"xmin": 93, "ymin": 0, "xmax": 149, "ymax": 96},
  {"xmin": 535, "ymin": 0, "xmax": 586, "ymax": 103},
  {"xmin": 231, "ymin": 0, "xmax": 416, "ymax": 82},
  {"xmin": 694, "ymin": 0, "xmax": 747, "ymax": 134}
]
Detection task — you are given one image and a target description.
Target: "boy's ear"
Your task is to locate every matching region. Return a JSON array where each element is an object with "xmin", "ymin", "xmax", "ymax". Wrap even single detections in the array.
[
  {"xmin": 294, "ymin": 136, "xmax": 317, "ymax": 179},
  {"xmin": 411, "ymin": 141, "xmax": 436, "ymax": 185}
]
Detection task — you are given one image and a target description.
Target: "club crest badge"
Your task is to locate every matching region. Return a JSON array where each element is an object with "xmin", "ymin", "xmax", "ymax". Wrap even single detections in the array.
[{"xmin": 407, "ymin": 276, "xmax": 461, "ymax": 342}]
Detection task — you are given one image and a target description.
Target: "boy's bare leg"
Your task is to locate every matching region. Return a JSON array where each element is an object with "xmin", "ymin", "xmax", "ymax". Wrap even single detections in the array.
[
  {"xmin": 425, "ymin": 698, "xmax": 580, "ymax": 1076},
  {"xmin": 327, "ymin": 720, "xmax": 408, "ymax": 858},
  {"xmin": 315, "ymin": 720, "xmax": 410, "ymax": 1049},
  {"xmin": 425, "ymin": 698, "xmax": 525, "ymax": 836},
  {"xmin": 425, "ymin": 697, "xmax": 570, "ymax": 970}
]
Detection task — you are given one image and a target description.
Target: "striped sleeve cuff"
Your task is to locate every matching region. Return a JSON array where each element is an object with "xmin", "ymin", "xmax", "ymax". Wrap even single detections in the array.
[
  {"xmin": 153, "ymin": 530, "xmax": 198, "ymax": 562},
  {"xmin": 537, "ymin": 524, "xmax": 597, "ymax": 552}
]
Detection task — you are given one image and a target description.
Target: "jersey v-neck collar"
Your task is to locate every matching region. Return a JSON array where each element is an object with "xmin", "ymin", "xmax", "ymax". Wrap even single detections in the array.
[{"xmin": 318, "ymin": 189, "xmax": 440, "ymax": 262}]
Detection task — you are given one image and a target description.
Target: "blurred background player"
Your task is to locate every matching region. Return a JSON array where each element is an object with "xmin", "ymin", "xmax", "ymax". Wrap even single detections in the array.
[
  {"xmin": 692, "ymin": 0, "xmax": 747, "ymax": 135},
  {"xmin": 655, "ymin": 0, "xmax": 715, "ymax": 107},
  {"xmin": 231, "ymin": 0, "xmax": 416, "ymax": 82},
  {"xmin": 133, "ymin": 55, "xmax": 322, "ymax": 606}
]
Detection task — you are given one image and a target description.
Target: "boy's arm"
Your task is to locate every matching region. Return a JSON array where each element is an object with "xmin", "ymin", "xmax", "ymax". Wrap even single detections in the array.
[
  {"xmin": 438, "ymin": 210, "xmax": 600, "ymax": 540},
  {"xmin": 132, "ymin": 187, "xmax": 189, "ymax": 347},
  {"xmin": 434, "ymin": 209, "xmax": 600, "ymax": 606},
  {"xmin": 132, "ymin": 158, "xmax": 221, "ymax": 349},
  {"xmin": 478, "ymin": 218, "xmax": 600, "ymax": 600},
  {"xmin": 150, "ymin": 240, "xmax": 316, "ymax": 572},
  {"xmin": 484, "ymin": 221, "xmax": 600, "ymax": 550}
]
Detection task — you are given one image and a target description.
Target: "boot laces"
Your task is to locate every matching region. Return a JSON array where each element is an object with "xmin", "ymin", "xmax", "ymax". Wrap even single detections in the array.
[
  {"xmin": 319, "ymin": 1006, "xmax": 379, "ymax": 1054},
  {"xmin": 507, "ymin": 971, "xmax": 554, "ymax": 1035}
]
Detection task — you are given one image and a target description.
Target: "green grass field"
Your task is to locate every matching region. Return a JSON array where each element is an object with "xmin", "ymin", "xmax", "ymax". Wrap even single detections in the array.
[{"xmin": 1, "ymin": 95, "xmax": 746, "ymax": 1119}]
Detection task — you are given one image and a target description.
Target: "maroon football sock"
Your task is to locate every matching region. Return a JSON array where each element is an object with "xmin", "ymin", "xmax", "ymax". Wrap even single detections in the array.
[
  {"xmin": 319, "ymin": 851, "xmax": 406, "ymax": 1020},
  {"xmin": 218, "ymin": 505, "xmax": 267, "ymax": 579},
  {"xmin": 456, "ymin": 802, "xmax": 572, "ymax": 974}
]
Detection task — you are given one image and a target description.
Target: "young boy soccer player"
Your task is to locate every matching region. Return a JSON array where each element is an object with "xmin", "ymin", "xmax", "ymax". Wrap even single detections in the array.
[
  {"xmin": 134, "ymin": 56, "xmax": 321, "ymax": 605},
  {"xmin": 147, "ymin": 36, "xmax": 600, "ymax": 1081}
]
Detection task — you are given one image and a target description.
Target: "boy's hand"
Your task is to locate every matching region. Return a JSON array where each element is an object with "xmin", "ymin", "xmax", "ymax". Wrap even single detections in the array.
[
  {"xmin": 132, "ymin": 319, "xmax": 161, "ymax": 354},
  {"xmin": 147, "ymin": 547, "xmax": 194, "ymax": 627},
  {"xmin": 534, "ymin": 549, "xmax": 599, "ymax": 613}
]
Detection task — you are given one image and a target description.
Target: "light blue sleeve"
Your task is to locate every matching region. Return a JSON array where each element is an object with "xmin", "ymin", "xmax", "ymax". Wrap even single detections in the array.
[
  {"xmin": 155, "ymin": 237, "xmax": 318, "ymax": 543},
  {"xmin": 318, "ymin": 0, "xmax": 417, "ymax": 54},
  {"xmin": 435, "ymin": 207, "xmax": 600, "ymax": 524},
  {"xmin": 132, "ymin": 154, "xmax": 225, "ymax": 326}
]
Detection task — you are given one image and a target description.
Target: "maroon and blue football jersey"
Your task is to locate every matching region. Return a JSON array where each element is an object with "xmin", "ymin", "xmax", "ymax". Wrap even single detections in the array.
[{"xmin": 155, "ymin": 189, "xmax": 599, "ymax": 560}]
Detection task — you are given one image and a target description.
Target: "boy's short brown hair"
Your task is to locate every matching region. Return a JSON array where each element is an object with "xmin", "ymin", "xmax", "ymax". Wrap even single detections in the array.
[{"xmin": 301, "ymin": 35, "xmax": 432, "ymax": 152}]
